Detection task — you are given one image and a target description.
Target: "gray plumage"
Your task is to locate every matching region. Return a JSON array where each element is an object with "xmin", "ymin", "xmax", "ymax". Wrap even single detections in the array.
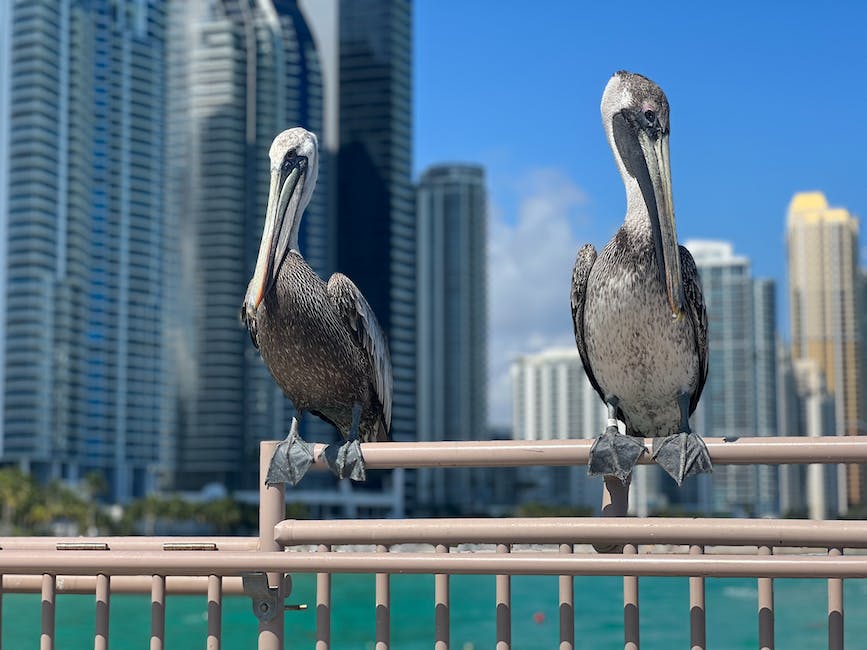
[
  {"xmin": 571, "ymin": 71, "xmax": 709, "ymax": 485},
  {"xmin": 242, "ymin": 127, "xmax": 392, "ymax": 484}
]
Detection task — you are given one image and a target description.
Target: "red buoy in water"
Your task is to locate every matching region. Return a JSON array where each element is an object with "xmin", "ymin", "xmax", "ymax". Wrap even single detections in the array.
[{"xmin": 533, "ymin": 611, "xmax": 545, "ymax": 624}]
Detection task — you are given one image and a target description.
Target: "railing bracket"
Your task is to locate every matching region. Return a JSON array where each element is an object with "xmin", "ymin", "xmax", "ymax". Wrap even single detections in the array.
[{"xmin": 243, "ymin": 573, "xmax": 304, "ymax": 622}]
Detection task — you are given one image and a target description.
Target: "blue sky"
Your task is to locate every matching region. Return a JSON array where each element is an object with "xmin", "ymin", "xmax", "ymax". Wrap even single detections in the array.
[{"xmin": 412, "ymin": 1, "xmax": 867, "ymax": 424}]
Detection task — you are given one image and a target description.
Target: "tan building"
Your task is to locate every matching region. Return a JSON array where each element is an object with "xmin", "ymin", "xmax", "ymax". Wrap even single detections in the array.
[{"xmin": 787, "ymin": 191, "xmax": 864, "ymax": 506}]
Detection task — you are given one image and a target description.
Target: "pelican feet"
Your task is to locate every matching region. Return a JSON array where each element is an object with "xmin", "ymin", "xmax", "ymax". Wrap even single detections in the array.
[
  {"xmin": 652, "ymin": 431, "xmax": 713, "ymax": 486},
  {"xmin": 588, "ymin": 426, "xmax": 647, "ymax": 483},
  {"xmin": 324, "ymin": 437, "xmax": 367, "ymax": 482},
  {"xmin": 266, "ymin": 428, "xmax": 316, "ymax": 486}
]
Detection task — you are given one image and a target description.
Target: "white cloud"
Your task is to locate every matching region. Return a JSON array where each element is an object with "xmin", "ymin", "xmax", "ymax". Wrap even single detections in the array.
[{"xmin": 487, "ymin": 167, "xmax": 612, "ymax": 427}]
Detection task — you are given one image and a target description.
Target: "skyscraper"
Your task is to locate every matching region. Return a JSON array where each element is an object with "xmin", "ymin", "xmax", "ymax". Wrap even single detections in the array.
[
  {"xmin": 787, "ymin": 192, "xmax": 863, "ymax": 506},
  {"xmin": 686, "ymin": 240, "xmax": 778, "ymax": 515},
  {"xmin": 511, "ymin": 348, "xmax": 606, "ymax": 511},
  {"xmin": 337, "ymin": 0, "xmax": 414, "ymax": 448},
  {"xmin": 415, "ymin": 164, "xmax": 487, "ymax": 513},
  {"xmin": 167, "ymin": 0, "xmax": 325, "ymax": 490},
  {"xmin": 777, "ymin": 354, "xmax": 839, "ymax": 519},
  {"xmin": 0, "ymin": 0, "xmax": 169, "ymax": 501}
]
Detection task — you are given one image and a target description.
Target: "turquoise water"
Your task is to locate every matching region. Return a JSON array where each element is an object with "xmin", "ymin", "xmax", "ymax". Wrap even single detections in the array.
[{"xmin": 4, "ymin": 575, "xmax": 865, "ymax": 648}]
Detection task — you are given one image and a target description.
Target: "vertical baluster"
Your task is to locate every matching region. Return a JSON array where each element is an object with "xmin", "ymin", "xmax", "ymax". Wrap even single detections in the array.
[
  {"xmin": 496, "ymin": 543, "xmax": 511, "ymax": 650},
  {"xmin": 207, "ymin": 575, "xmax": 222, "ymax": 650},
  {"xmin": 828, "ymin": 547, "xmax": 843, "ymax": 650},
  {"xmin": 316, "ymin": 544, "xmax": 331, "ymax": 650},
  {"xmin": 559, "ymin": 543, "xmax": 574, "ymax": 650},
  {"xmin": 258, "ymin": 441, "xmax": 285, "ymax": 650},
  {"xmin": 435, "ymin": 544, "xmax": 450, "ymax": 650},
  {"xmin": 689, "ymin": 545, "xmax": 705, "ymax": 650},
  {"xmin": 623, "ymin": 544, "xmax": 639, "ymax": 650},
  {"xmin": 41, "ymin": 574, "xmax": 55, "ymax": 650},
  {"xmin": 95, "ymin": 573, "xmax": 110, "ymax": 650},
  {"xmin": 375, "ymin": 545, "xmax": 390, "ymax": 650},
  {"xmin": 150, "ymin": 575, "xmax": 166, "ymax": 650},
  {"xmin": 758, "ymin": 546, "xmax": 774, "ymax": 650}
]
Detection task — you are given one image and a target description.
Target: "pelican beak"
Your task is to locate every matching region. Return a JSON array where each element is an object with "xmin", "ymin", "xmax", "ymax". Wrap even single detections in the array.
[
  {"xmin": 638, "ymin": 131, "xmax": 683, "ymax": 319},
  {"xmin": 244, "ymin": 156, "xmax": 307, "ymax": 314}
]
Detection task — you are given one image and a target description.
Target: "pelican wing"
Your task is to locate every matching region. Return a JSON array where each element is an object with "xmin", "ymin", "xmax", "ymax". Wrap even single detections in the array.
[
  {"xmin": 240, "ymin": 305, "xmax": 259, "ymax": 349},
  {"xmin": 327, "ymin": 273, "xmax": 393, "ymax": 435},
  {"xmin": 679, "ymin": 246, "xmax": 709, "ymax": 414},
  {"xmin": 570, "ymin": 244, "xmax": 606, "ymax": 403}
]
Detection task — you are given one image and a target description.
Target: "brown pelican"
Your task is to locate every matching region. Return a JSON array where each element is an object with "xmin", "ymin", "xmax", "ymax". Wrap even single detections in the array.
[
  {"xmin": 242, "ymin": 127, "xmax": 392, "ymax": 485},
  {"xmin": 571, "ymin": 71, "xmax": 710, "ymax": 489}
]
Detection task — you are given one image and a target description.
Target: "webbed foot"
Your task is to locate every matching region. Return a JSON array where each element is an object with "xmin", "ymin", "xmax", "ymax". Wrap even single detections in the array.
[
  {"xmin": 651, "ymin": 431, "xmax": 712, "ymax": 485},
  {"xmin": 324, "ymin": 437, "xmax": 367, "ymax": 481},
  {"xmin": 588, "ymin": 426, "xmax": 647, "ymax": 483},
  {"xmin": 266, "ymin": 422, "xmax": 315, "ymax": 486}
]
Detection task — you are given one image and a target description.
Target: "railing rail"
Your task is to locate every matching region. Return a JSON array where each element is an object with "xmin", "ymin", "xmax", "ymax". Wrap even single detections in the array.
[{"xmin": 0, "ymin": 436, "xmax": 865, "ymax": 650}]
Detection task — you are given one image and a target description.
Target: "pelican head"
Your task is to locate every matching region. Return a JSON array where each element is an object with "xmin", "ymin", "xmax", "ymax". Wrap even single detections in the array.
[
  {"xmin": 601, "ymin": 71, "xmax": 683, "ymax": 319},
  {"xmin": 244, "ymin": 127, "xmax": 319, "ymax": 315}
]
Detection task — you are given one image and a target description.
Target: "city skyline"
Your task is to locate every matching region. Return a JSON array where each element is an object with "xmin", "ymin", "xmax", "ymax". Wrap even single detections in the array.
[{"xmin": 409, "ymin": 2, "xmax": 867, "ymax": 425}]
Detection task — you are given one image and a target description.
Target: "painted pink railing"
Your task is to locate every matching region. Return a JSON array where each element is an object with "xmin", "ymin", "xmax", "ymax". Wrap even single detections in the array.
[{"xmin": 1, "ymin": 436, "xmax": 867, "ymax": 650}]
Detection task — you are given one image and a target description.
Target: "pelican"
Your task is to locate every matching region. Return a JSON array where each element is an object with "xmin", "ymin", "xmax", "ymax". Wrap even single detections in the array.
[
  {"xmin": 571, "ymin": 71, "xmax": 710, "ymax": 491},
  {"xmin": 242, "ymin": 127, "xmax": 392, "ymax": 486}
]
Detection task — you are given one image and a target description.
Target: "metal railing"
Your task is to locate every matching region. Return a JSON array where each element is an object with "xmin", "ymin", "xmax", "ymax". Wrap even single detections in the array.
[{"xmin": 1, "ymin": 436, "xmax": 866, "ymax": 649}]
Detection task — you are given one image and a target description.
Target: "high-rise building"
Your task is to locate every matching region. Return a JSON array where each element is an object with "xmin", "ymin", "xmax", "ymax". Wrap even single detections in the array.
[
  {"xmin": 686, "ymin": 240, "xmax": 778, "ymax": 516},
  {"xmin": 511, "ymin": 348, "xmax": 606, "ymax": 511},
  {"xmin": 337, "ymin": 0, "xmax": 414, "ymax": 447},
  {"xmin": 167, "ymin": 0, "xmax": 325, "ymax": 490},
  {"xmin": 787, "ymin": 192, "xmax": 863, "ymax": 506},
  {"xmin": 777, "ymin": 355, "xmax": 839, "ymax": 519},
  {"xmin": 0, "ymin": 0, "xmax": 169, "ymax": 501},
  {"xmin": 415, "ymin": 164, "xmax": 487, "ymax": 514}
]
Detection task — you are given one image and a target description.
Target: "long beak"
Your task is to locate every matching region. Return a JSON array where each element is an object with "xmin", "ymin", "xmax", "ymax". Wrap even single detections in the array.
[
  {"xmin": 244, "ymin": 161, "xmax": 304, "ymax": 314},
  {"xmin": 638, "ymin": 131, "xmax": 683, "ymax": 319}
]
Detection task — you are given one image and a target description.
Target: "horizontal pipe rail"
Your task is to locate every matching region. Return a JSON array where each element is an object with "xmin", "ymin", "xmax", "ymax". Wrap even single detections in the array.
[
  {"xmin": 305, "ymin": 436, "xmax": 867, "ymax": 469},
  {"xmin": 1, "ymin": 575, "xmax": 246, "ymax": 595},
  {"xmin": 0, "ymin": 537, "xmax": 256, "ymax": 551},
  {"xmin": 1, "ymin": 550, "xmax": 867, "ymax": 578},
  {"xmin": 275, "ymin": 517, "xmax": 867, "ymax": 548}
]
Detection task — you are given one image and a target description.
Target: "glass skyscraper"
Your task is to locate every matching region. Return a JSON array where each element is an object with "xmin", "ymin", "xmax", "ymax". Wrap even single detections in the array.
[
  {"xmin": 166, "ymin": 0, "xmax": 325, "ymax": 490},
  {"xmin": 337, "ymin": 0, "xmax": 414, "ymax": 447},
  {"xmin": 686, "ymin": 240, "xmax": 778, "ymax": 516},
  {"xmin": 0, "ymin": 0, "xmax": 169, "ymax": 501},
  {"xmin": 415, "ymin": 164, "xmax": 487, "ymax": 514}
]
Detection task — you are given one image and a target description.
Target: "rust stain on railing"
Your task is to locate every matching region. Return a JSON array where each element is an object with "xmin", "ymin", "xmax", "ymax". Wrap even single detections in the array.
[{"xmin": 0, "ymin": 436, "xmax": 865, "ymax": 650}]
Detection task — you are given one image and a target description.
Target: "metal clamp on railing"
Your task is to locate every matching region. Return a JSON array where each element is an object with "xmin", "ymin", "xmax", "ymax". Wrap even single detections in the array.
[{"xmin": 243, "ymin": 573, "xmax": 306, "ymax": 623}]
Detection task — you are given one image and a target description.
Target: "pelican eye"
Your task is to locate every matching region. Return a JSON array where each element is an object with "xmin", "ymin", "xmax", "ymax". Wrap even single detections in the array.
[{"xmin": 644, "ymin": 109, "xmax": 656, "ymax": 124}]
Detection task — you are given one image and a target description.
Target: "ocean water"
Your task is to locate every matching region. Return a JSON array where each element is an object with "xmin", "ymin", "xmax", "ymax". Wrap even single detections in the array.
[{"xmin": 4, "ymin": 574, "xmax": 866, "ymax": 648}]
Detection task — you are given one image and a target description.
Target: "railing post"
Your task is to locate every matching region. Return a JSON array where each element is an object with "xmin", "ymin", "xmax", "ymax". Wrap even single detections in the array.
[
  {"xmin": 259, "ymin": 441, "xmax": 286, "ymax": 650},
  {"xmin": 316, "ymin": 544, "xmax": 332, "ymax": 650}
]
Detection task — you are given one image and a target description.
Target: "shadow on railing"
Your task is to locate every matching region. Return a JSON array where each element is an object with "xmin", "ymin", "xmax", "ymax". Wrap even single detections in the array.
[{"xmin": 2, "ymin": 436, "xmax": 867, "ymax": 649}]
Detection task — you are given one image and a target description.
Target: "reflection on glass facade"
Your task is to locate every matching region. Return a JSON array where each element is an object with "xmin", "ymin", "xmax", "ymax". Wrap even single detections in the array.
[
  {"xmin": 0, "ymin": 0, "xmax": 168, "ymax": 501},
  {"xmin": 337, "ymin": 0, "xmax": 414, "ymax": 446},
  {"xmin": 166, "ymin": 0, "xmax": 324, "ymax": 490}
]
